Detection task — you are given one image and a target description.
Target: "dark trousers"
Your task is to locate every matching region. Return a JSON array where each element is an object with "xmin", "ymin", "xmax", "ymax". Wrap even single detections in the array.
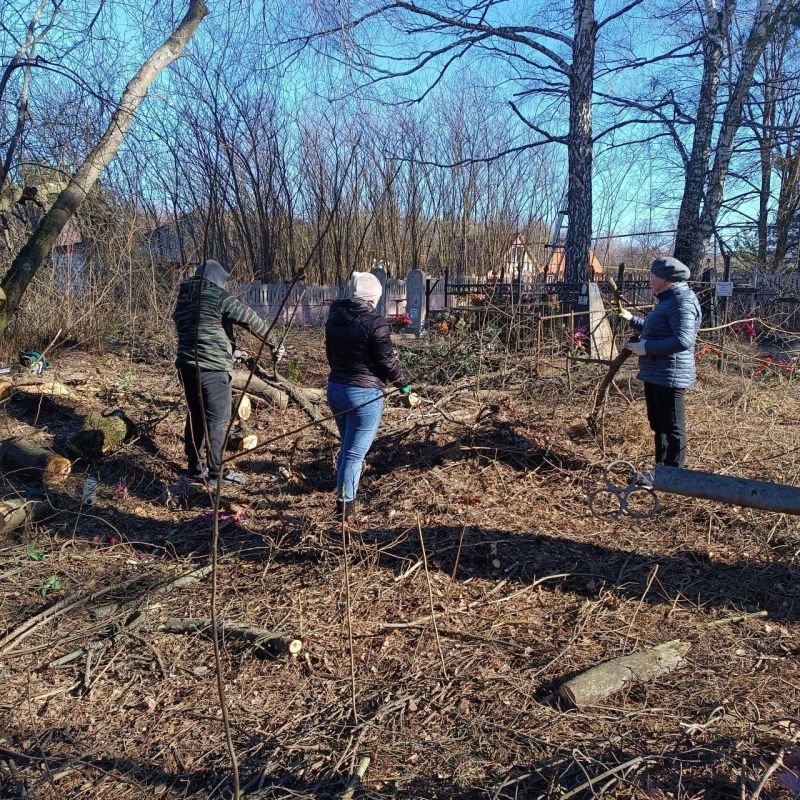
[
  {"xmin": 644, "ymin": 382, "xmax": 687, "ymax": 468},
  {"xmin": 178, "ymin": 366, "xmax": 232, "ymax": 479}
]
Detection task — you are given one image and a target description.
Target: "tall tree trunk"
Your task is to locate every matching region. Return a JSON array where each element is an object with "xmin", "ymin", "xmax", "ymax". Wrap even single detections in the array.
[
  {"xmin": 698, "ymin": 0, "xmax": 785, "ymax": 261},
  {"xmin": 757, "ymin": 133, "xmax": 773, "ymax": 269},
  {"xmin": 673, "ymin": 0, "xmax": 730, "ymax": 275},
  {"xmin": 755, "ymin": 70, "xmax": 777, "ymax": 268},
  {"xmin": 774, "ymin": 147, "xmax": 800, "ymax": 268},
  {"xmin": 564, "ymin": 0, "xmax": 595, "ymax": 284},
  {"xmin": 0, "ymin": 0, "xmax": 209, "ymax": 337},
  {"xmin": 0, "ymin": 0, "xmax": 51, "ymax": 195}
]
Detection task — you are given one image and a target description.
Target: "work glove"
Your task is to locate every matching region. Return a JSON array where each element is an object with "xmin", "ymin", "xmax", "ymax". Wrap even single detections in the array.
[
  {"xmin": 272, "ymin": 344, "xmax": 286, "ymax": 363},
  {"xmin": 617, "ymin": 307, "xmax": 633, "ymax": 322},
  {"xmin": 233, "ymin": 349, "xmax": 249, "ymax": 363},
  {"xmin": 626, "ymin": 339, "xmax": 647, "ymax": 356}
]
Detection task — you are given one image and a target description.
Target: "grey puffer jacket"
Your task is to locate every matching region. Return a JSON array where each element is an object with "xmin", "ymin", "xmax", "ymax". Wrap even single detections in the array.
[{"xmin": 630, "ymin": 283, "xmax": 701, "ymax": 389}]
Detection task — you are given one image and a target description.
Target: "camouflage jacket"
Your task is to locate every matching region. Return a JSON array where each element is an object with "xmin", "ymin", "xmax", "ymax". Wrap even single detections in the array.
[{"xmin": 172, "ymin": 277, "xmax": 276, "ymax": 372}]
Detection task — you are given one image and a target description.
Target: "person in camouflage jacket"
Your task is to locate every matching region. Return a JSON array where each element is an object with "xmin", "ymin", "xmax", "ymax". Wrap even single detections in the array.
[{"xmin": 172, "ymin": 260, "xmax": 281, "ymax": 486}]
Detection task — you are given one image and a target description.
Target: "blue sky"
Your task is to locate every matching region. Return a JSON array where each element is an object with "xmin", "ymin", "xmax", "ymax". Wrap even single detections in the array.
[{"xmin": 1, "ymin": 0, "xmax": 775, "ymax": 254}]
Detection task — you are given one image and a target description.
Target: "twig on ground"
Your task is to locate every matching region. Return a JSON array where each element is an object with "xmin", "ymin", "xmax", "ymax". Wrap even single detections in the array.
[{"xmin": 416, "ymin": 512, "xmax": 448, "ymax": 680}]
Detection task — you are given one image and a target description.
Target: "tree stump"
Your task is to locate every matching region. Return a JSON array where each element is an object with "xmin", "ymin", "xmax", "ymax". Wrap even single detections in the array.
[
  {"xmin": 67, "ymin": 411, "xmax": 133, "ymax": 459},
  {"xmin": 0, "ymin": 438, "xmax": 71, "ymax": 485},
  {"xmin": 228, "ymin": 421, "xmax": 258, "ymax": 453}
]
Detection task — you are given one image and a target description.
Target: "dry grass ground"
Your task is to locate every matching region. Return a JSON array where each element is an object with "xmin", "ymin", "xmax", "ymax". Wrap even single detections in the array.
[{"xmin": 0, "ymin": 330, "xmax": 798, "ymax": 799}]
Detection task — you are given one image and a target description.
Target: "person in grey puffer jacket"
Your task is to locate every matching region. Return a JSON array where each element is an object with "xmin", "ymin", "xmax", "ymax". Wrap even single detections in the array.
[{"xmin": 618, "ymin": 257, "xmax": 701, "ymax": 469}]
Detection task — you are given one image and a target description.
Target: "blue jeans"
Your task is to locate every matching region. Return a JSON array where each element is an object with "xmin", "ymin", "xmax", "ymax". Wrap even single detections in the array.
[{"xmin": 327, "ymin": 383, "xmax": 384, "ymax": 502}]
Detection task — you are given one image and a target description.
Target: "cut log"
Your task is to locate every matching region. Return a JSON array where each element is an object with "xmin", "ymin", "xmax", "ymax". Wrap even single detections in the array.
[
  {"xmin": 162, "ymin": 617, "xmax": 303, "ymax": 656},
  {"xmin": 66, "ymin": 410, "xmax": 133, "ymax": 459},
  {"xmin": 0, "ymin": 379, "xmax": 13, "ymax": 401},
  {"xmin": 0, "ymin": 438, "xmax": 71, "ymax": 485},
  {"xmin": 558, "ymin": 640, "xmax": 690, "ymax": 709},
  {"xmin": 232, "ymin": 370, "xmax": 289, "ymax": 410},
  {"xmin": 233, "ymin": 392, "xmax": 252, "ymax": 421},
  {"xmin": 0, "ymin": 498, "xmax": 47, "ymax": 534},
  {"xmin": 13, "ymin": 378, "xmax": 72, "ymax": 398},
  {"xmin": 228, "ymin": 421, "xmax": 258, "ymax": 453}
]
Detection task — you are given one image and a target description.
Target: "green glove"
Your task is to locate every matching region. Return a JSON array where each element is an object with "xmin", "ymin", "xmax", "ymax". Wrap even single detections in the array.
[{"xmin": 617, "ymin": 307, "xmax": 633, "ymax": 322}]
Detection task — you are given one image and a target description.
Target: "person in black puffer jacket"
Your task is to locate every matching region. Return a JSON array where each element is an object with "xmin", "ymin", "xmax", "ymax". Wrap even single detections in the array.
[
  {"xmin": 618, "ymin": 257, "xmax": 701, "ymax": 472},
  {"xmin": 325, "ymin": 272, "xmax": 408, "ymax": 518}
]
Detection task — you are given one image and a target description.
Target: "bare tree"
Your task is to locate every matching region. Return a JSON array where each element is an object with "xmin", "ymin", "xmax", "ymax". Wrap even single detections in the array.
[
  {"xmin": 672, "ymin": 0, "xmax": 792, "ymax": 275},
  {"xmin": 295, "ymin": 0, "xmax": 652, "ymax": 283},
  {"xmin": 0, "ymin": 0, "xmax": 209, "ymax": 336}
]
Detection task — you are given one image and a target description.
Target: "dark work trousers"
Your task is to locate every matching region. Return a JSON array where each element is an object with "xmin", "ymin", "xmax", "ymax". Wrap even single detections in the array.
[
  {"xmin": 644, "ymin": 382, "xmax": 687, "ymax": 468},
  {"xmin": 178, "ymin": 366, "xmax": 232, "ymax": 479}
]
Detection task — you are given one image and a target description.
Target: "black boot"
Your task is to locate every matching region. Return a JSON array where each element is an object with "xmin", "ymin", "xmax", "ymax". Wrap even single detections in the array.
[{"xmin": 335, "ymin": 499, "xmax": 357, "ymax": 520}]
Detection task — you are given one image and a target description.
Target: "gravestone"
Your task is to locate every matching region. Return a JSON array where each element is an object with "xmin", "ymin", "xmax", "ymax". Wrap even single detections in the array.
[
  {"xmin": 406, "ymin": 268, "xmax": 427, "ymax": 336},
  {"xmin": 576, "ymin": 283, "xmax": 616, "ymax": 360},
  {"xmin": 371, "ymin": 266, "xmax": 387, "ymax": 317}
]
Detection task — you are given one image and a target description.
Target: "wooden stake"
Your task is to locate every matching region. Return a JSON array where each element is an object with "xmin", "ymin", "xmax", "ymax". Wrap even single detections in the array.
[{"xmin": 341, "ymin": 755, "xmax": 371, "ymax": 800}]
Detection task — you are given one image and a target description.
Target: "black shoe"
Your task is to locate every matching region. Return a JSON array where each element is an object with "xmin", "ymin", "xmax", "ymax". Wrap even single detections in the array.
[{"xmin": 335, "ymin": 499, "xmax": 356, "ymax": 520}]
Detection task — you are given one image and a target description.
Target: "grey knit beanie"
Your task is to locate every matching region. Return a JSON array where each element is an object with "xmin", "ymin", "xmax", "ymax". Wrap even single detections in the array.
[
  {"xmin": 195, "ymin": 259, "xmax": 230, "ymax": 288},
  {"xmin": 651, "ymin": 257, "xmax": 690, "ymax": 282}
]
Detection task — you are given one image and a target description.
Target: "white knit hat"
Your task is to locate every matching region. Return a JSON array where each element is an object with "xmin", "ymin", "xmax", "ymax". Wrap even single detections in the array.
[{"xmin": 350, "ymin": 271, "xmax": 383, "ymax": 306}]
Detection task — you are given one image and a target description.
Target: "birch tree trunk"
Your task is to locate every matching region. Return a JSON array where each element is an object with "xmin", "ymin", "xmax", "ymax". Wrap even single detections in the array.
[
  {"xmin": 0, "ymin": 0, "xmax": 209, "ymax": 337},
  {"xmin": 673, "ymin": 0, "xmax": 730, "ymax": 275},
  {"xmin": 697, "ymin": 0, "xmax": 786, "ymax": 259},
  {"xmin": 564, "ymin": 0, "xmax": 596, "ymax": 284},
  {"xmin": 675, "ymin": 0, "xmax": 787, "ymax": 277}
]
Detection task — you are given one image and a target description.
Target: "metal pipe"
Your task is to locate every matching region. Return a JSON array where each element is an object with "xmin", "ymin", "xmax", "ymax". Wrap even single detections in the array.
[{"xmin": 653, "ymin": 466, "xmax": 800, "ymax": 515}]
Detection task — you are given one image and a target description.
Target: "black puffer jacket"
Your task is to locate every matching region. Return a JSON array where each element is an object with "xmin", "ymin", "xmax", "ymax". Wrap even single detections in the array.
[{"xmin": 325, "ymin": 299, "xmax": 404, "ymax": 389}]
